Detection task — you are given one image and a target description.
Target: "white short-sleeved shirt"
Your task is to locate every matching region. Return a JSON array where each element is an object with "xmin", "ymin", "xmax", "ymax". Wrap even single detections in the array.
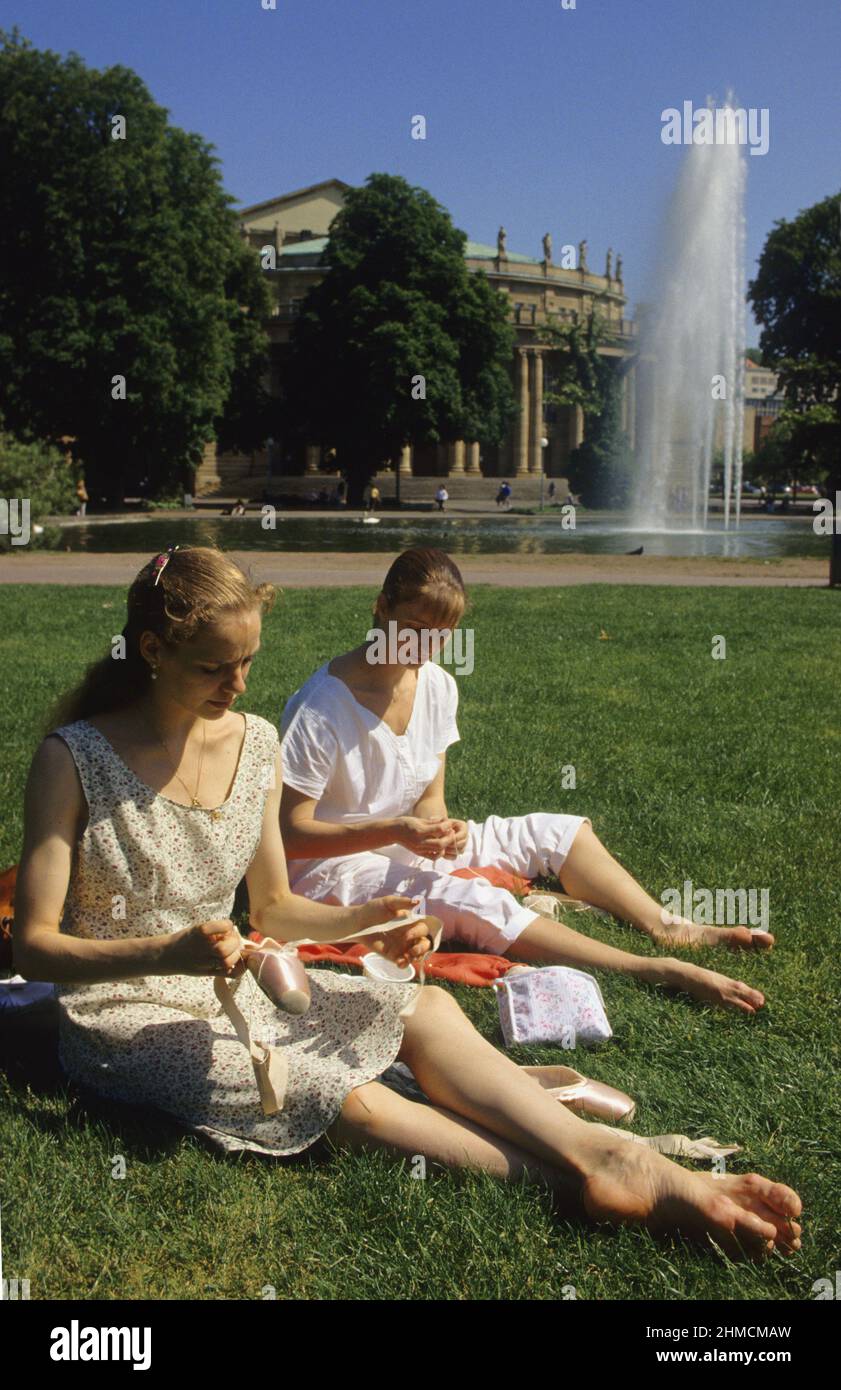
[{"xmin": 280, "ymin": 660, "xmax": 460, "ymax": 880}]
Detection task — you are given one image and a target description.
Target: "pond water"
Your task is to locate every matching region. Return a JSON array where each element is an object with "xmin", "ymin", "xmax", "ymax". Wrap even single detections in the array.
[{"xmin": 38, "ymin": 511, "xmax": 823, "ymax": 559}]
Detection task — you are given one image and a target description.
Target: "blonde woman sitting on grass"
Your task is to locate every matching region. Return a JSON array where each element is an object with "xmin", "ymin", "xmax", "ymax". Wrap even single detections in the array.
[{"xmin": 13, "ymin": 545, "xmax": 800, "ymax": 1258}]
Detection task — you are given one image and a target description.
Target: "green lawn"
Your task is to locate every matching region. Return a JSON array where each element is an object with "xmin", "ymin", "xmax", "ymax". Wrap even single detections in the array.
[{"xmin": 1, "ymin": 582, "xmax": 839, "ymax": 1301}]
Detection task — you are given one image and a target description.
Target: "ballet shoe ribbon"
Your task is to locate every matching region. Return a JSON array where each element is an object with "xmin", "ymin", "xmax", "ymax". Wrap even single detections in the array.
[
  {"xmin": 214, "ymin": 915, "xmax": 443, "ymax": 1115},
  {"xmin": 285, "ymin": 914, "xmax": 444, "ymax": 1020},
  {"xmin": 593, "ymin": 1125, "xmax": 742, "ymax": 1161},
  {"xmin": 214, "ymin": 973, "xmax": 288, "ymax": 1116}
]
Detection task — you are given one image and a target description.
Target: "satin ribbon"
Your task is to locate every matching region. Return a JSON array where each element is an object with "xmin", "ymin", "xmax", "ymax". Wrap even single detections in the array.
[
  {"xmin": 594, "ymin": 1126, "xmax": 742, "ymax": 1160},
  {"xmin": 214, "ymin": 915, "xmax": 444, "ymax": 1117}
]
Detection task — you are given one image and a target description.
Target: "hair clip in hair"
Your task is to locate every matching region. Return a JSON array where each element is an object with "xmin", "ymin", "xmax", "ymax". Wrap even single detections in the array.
[{"xmin": 152, "ymin": 543, "xmax": 180, "ymax": 586}]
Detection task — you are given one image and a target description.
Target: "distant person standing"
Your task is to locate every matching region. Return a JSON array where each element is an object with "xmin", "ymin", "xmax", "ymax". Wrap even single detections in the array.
[
  {"xmin": 547, "ymin": 480, "xmax": 556, "ymax": 503},
  {"xmin": 435, "ymin": 485, "xmax": 449, "ymax": 512},
  {"xmin": 495, "ymin": 480, "xmax": 512, "ymax": 510},
  {"xmin": 368, "ymin": 484, "xmax": 381, "ymax": 512},
  {"xmin": 75, "ymin": 477, "xmax": 89, "ymax": 518}
]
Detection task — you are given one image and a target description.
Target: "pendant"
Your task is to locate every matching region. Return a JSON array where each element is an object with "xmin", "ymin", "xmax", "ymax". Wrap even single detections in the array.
[{"xmin": 211, "ymin": 809, "xmax": 223, "ymax": 822}]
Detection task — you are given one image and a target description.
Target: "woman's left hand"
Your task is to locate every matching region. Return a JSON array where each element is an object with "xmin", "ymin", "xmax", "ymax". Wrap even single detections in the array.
[
  {"xmin": 440, "ymin": 819, "xmax": 469, "ymax": 858},
  {"xmin": 367, "ymin": 917, "xmax": 434, "ymax": 968},
  {"xmin": 352, "ymin": 896, "xmax": 434, "ymax": 967}
]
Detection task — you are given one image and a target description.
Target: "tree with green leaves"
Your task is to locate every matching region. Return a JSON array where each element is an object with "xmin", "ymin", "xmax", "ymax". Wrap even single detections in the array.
[
  {"xmin": 0, "ymin": 28, "xmax": 270, "ymax": 501},
  {"xmin": 542, "ymin": 309, "xmax": 632, "ymax": 507},
  {"xmin": 279, "ymin": 173, "xmax": 518, "ymax": 504},
  {"xmin": 0, "ymin": 431, "xmax": 76, "ymax": 548},
  {"xmin": 748, "ymin": 190, "xmax": 841, "ymax": 583}
]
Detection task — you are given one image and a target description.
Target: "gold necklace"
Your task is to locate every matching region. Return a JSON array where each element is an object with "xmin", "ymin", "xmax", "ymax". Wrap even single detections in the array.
[{"xmin": 153, "ymin": 721, "xmax": 220, "ymax": 817}]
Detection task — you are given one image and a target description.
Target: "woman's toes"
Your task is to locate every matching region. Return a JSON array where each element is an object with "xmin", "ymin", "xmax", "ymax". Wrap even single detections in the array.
[
  {"xmin": 734, "ymin": 981, "xmax": 765, "ymax": 1010},
  {"xmin": 747, "ymin": 1175, "xmax": 802, "ymax": 1219},
  {"xmin": 731, "ymin": 996, "xmax": 758, "ymax": 1014},
  {"xmin": 721, "ymin": 1201, "xmax": 781, "ymax": 1255},
  {"xmin": 698, "ymin": 1193, "xmax": 776, "ymax": 1258},
  {"xmin": 725, "ymin": 1175, "xmax": 803, "ymax": 1249},
  {"xmin": 725, "ymin": 926, "xmax": 775, "ymax": 951},
  {"xmin": 723, "ymin": 927, "xmax": 756, "ymax": 949},
  {"xmin": 749, "ymin": 931, "xmax": 775, "ymax": 950}
]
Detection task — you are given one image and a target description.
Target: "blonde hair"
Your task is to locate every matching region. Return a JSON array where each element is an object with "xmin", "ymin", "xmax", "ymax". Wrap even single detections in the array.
[{"xmin": 45, "ymin": 546, "xmax": 276, "ymax": 731}]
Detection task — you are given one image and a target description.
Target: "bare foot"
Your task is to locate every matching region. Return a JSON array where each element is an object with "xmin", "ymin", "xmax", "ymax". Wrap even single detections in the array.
[
  {"xmin": 653, "ymin": 915, "xmax": 774, "ymax": 952},
  {"xmin": 663, "ymin": 960, "xmax": 765, "ymax": 1014},
  {"xmin": 581, "ymin": 1140, "xmax": 802, "ymax": 1259}
]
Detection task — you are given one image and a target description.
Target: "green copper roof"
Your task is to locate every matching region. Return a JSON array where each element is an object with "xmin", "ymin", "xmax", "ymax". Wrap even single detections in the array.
[
  {"xmin": 464, "ymin": 240, "xmax": 540, "ymax": 264},
  {"xmin": 278, "ymin": 236, "xmax": 541, "ymax": 264},
  {"xmin": 278, "ymin": 237, "xmax": 328, "ymax": 257}
]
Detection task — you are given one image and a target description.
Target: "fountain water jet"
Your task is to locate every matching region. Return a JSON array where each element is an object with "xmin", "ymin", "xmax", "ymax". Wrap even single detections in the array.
[{"xmin": 632, "ymin": 101, "xmax": 747, "ymax": 531}]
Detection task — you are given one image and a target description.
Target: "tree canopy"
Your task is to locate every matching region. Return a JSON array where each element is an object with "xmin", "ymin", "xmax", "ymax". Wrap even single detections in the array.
[
  {"xmin": 279, "ymin": 173, "xmax": 518, "ymax": 501},
  {"xmin": 748, "ymin": 191, "xmax": 841, "ymax": 487},
  {"xmin": 0, "ymin": 28, "xmax": 270, "ymax": 499}
]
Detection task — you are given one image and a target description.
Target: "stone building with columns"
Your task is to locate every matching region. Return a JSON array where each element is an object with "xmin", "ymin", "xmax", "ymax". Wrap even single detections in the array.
[{"xmin": 196, "ymin": 179, "xmax": 637, "ymax": 495}]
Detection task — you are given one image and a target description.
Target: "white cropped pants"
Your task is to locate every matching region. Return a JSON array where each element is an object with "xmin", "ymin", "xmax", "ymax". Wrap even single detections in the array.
[{"xmin": 288, "ymin": 812, "xmax": 589, "ymax": 955}]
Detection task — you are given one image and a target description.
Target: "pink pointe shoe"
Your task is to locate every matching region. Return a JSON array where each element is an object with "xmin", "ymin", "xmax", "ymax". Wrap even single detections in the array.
[
  {"xmin": 246, "ymin": 942, "xmax": 311, "ymax": 1015},
  {"xmin": 523, "ymin": 1065, "xmax": 636, "ymax": 1124},
  {"xmin": 549, "ymin": 1072, "xmax": 636, "ymax": 1124}
]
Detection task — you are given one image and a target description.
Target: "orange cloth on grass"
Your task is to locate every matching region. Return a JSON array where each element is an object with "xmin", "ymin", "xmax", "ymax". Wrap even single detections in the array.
[
  {"xmin": 249, "ymin": 865, "xmax": 534, "ymax": 986},
  {"xmin": 1, "ymin": 863, "xmax": 16, "ymax": 970}
]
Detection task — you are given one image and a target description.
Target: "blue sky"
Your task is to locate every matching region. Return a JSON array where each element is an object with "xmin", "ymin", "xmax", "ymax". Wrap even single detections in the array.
[{"xmin": 3, "ymin": 0, "xmax": 839, "ymax": 336}]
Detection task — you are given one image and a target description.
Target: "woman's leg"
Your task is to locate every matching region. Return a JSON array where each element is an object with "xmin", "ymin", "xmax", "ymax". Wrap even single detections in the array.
[
  {"xmin": 326, "ymin": 988, "xmax": 801, "ymax": 1258},
  {"xmin": 324, "ymin": 1066, "xmax": 600, "ymax": 1186},
  {"xmin": 556, "ymin": 821, "xmax": 774, "ymax": 952},
  {"xmin": 508, "ymin": 909, "xmax": 766, "ymax": 1015},
  {"xmin": 465, "ymin": 814, "xmax": 773, "ymax": 953},
  {"xmin": 324, "ymin": 1082, "xmax": 568, "ymax": 1196},
  {"xmin": 416, "ymin": 851, "xmax": 767, "ymax": 1015},
  {"xmin": 293, "ymin": 840, "xmax": 765, "ymax": 1013}
]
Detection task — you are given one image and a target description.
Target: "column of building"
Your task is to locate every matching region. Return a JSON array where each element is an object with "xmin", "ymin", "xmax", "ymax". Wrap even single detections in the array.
[
  {"xmin": 529, "ymin": 349, "xmax": 544, "ymax": 473},
  {"xmin": 515, "ymin": 347, "xmax": 530, "ymax": 476},
  {"xmin": 447, "ymin": 440, "xmax": 465, "ymax": 474},
  {"xmin": 397, "ymin": 440, "xmax": 480, "ymax": 478}
]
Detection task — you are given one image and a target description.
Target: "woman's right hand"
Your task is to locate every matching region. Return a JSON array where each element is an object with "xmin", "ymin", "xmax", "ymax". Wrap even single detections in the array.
[
  {"xmin": 393, "ymin": 816, "xmax": 456, "ymax": 858},
  {"xmin": 364, "ymin": 917, "xmax": 435, "ymax": 969},
  {"xmin": 165, "ymin": 919, "xmax": 246, "ymax": 978}
]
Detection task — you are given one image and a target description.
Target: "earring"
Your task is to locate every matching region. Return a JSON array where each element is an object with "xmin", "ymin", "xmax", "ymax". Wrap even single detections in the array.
[{"xmin": 150, "ymin": 666, "xmax": 158, "ymax": 681}]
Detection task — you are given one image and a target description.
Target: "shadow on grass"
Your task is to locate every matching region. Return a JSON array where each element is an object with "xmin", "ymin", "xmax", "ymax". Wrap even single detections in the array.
[{"xmin": 0, "ymin": 1009, "xmax": 332, "ymax": 1173}]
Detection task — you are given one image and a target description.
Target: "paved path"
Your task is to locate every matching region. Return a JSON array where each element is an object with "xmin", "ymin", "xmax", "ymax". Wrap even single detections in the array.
[{"xmin": 0, "ymin": 550, "xmax": 826, "ymax": 587}]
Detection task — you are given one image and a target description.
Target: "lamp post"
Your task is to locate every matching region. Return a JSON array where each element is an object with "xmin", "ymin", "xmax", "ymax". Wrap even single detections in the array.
[
  {"xmin": 540, "ymin": 437, "xmax": 549, "ymax": 511},
  {"xmin": 830, "ymin": 471, "xmax": 841, "ymax": 588}
]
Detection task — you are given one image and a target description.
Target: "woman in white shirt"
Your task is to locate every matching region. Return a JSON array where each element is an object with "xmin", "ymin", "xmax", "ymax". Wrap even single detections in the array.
[
  {"xmin": 17, "ymin": 542, "xmax": 802, "ymax": 1258},
  {"xmin": 280, "ymin": 548, "xmax": 772, "ymax": 1016}
]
